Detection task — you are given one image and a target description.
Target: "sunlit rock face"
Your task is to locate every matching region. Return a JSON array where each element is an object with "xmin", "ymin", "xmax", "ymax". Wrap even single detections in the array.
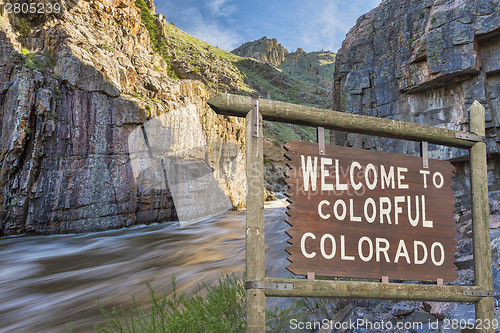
[
  {"xmin": 232, "ymin": 37, "xmax": 289, "ymax": 66},
  {"xmin": 332, "ymin": 0, "xmax": 500, "ymax": 215},
  {"xmin": 0, "ymin": 0, "xmax": 245, "ymax": 235},
  {"xmin": 128, "ymin": 104, "xmax": 237, "ymax": 225}
]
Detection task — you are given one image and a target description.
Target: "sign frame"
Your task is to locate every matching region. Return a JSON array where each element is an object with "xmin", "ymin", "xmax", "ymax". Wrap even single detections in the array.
[{"xmin": 207, "ymin": 94, "xmax": 494, "ymax": 333}]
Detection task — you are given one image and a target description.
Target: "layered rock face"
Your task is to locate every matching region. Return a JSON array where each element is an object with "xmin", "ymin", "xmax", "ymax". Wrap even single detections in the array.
[
  {"xmin": 332, "ymin": 0, "xmax": 500, "ymax": 214},
  {"xmin": 279, "ymin": 48, "xmax": 336, "ymax": 90},
  {"xmin": 232, "ymin": 36, "xmax": 288, "ymax": 66},
  {"xmin": 0, "ymin": 0, "xmax": 245, "ymax": 235},
  {"xmin": 232, "ymin": 38, "xmax": 336, "ymax": 96}
]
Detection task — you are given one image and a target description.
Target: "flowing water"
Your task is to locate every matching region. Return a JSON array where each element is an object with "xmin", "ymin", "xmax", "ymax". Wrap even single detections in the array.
[{"xmin": 0, "ymin": 204, "xmax": 290, "ymax": 333}]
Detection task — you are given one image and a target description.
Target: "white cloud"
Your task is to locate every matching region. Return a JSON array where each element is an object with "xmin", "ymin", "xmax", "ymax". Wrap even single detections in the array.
[
  {"xmin": 190, "ymin": 23, "xmax": 242, "ymax": 50},
  {"xmin": 206, "ymin": 0, "xmax": 237, "ymax": 17},
  {"xmin": 156, "ymin": 2, "xmax": 242, "ymax": 50},
  {"xmin": 177, "ymin": 6, "xmax": 241, "ymax": 50},
  {"xmin": 292, "ymin": 0, "xmax": 382, "ymax": 52}
]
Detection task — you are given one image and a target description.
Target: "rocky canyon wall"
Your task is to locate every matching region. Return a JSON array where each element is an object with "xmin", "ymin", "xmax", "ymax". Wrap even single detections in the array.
[
  {"xmin": 332, "ymin": 0, "xmax": 500, "ymax": 215},
  {"xmin": 0, "ymin": 0, "xmax": 246, "ymax": 235}
]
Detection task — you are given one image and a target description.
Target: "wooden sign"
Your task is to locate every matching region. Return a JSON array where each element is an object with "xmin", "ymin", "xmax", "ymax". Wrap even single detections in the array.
[{"xmin": 285, "ymin": 141, "xmax": 457, "ymax": 282}]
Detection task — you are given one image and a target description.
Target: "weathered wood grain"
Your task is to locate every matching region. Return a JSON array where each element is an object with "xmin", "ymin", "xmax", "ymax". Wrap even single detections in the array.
[
  {"xmin": 208, "ymin": 93, "xmax": 477, "ymax": 148},
  {"xmin": 245, "ymin": 100, "xmax": 265, "ymax": 333},
  {"xmin": 284, "ymin": 141, "xmax": 457, "ymax": 281},
  {"xmin": 469, "ymin": 101, "xmax": 495, "ymax": 330},
  {"xmin": 261, "ymin": 277, "xmax": 489, "ymax": 302}
]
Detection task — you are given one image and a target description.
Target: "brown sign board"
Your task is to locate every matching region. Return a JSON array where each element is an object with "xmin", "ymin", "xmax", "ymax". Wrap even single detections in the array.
[{"xmin": 284, "ymin": 141, "xmax": 458, "ymax": 282}]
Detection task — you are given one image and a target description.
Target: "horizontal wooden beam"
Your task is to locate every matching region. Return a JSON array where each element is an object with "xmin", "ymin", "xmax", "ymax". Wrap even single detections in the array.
[
  {"xmin": 261, "ymin": 277, "xmax": 488, "ymax": 302},
  {"xmin": 207, "ymin": 93, "xmax": 476, "ymax": 149}
]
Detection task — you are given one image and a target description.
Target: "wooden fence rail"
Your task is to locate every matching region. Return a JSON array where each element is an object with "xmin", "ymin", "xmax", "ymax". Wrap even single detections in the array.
[{"xmin": 208, "ymin": 93, "xmax": 480, "ymax": 149}]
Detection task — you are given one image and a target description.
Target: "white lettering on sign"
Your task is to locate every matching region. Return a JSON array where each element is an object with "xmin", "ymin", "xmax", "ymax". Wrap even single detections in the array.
[
  {"xmin": 299, "ymin": 156, "xmax": 446, "ymax": 192},
  {"xmin": 318, "ymin": 200, "xmax": 330, "ymax": 219},
  {"xmin": 380, "ymin": 165, "xmax": 395, "ymax": 189},
  {"xmin": 318, "ymin": 195, "xmax": 434, "ymax": 228},
  {"xmin": 315, "ymin": 195, "xmax": 434, "ymax": 227},
  {"xmin": 289, "ymin": 144, "xmax": 456, "ymax": 281},
  {"xmin": 335, "ymin": 159, "xmax": 348, "ymax": 191},
  {"xmin": 301, "ymin": 155, "xmax": 317, "ymax": 191},
  {"xmin": 414, "ymin": 240, "xmax": 427, "ymax": 264},
  {"xmin": 299, "ymin": 233, "xmax": 446, "ymax": 266},
  {"xmin": 321, "ymin": 158, "xmax": 333, "ymax": 191},
  {"xmin": 301, "ymin": 232, "xmax": 316, "ymax": 258},
  {"xmin": 420, "ymin": 170, "xmax": 444, "ymax": 189},
  {"xmin": 397, "ymin": 167, "xmax": 409, "ymax": 189},
  {"xmin": 358, "ymin": 236, "xmax": 373, "ymax": 261},
  {"xmin": 433, "ymin": 172, "xmax": 444, "ymax": 188},
  {"xmin": 394, "ymin": 240, "xmax": 410, "ymax": 264},
  {"xmin": 320, "ymin": 234, "xmax": 336, "ymax": 259},
  {"xmin": 350, "ymin": 162, "xmax": 362, "ymax": 190}
]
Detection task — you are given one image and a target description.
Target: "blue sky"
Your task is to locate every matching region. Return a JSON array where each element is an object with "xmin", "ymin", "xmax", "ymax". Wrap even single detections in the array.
[{"xmin": 155, "ymin": 0, "xmax": 381, "ymax": 53}]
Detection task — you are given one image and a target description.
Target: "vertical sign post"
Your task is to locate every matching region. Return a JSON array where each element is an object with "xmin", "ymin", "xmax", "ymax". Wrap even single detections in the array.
[
  {"xmin": 245, "ymin": 96, "xmax": 265, "ymax": 332},
  {"xmin": 469, "ymin": 101, "xmax": 495, "ymax": 331}
]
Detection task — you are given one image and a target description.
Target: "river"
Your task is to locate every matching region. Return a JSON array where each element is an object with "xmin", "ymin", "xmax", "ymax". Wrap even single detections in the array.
[{"xmin": 0, "ymin": 203, "xmax": 290, "ymax": 333}]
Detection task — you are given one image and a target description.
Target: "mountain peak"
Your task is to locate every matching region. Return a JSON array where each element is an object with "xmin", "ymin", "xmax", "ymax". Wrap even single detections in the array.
[{"xmin": 231, "ymin": 37, "xmax": 288, "ymax": 66}]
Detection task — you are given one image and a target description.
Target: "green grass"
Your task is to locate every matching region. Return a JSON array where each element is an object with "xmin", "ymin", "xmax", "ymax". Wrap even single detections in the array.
[
  {"xmin": 92, "ymin": 274, "xmax": 310, "ymax": 333},
  {"xmin": 278, "ymin": 51, "xmax": 335, "ymax": 87},
  {"xmin": 94, "ymin": 275, "xmax": 246, "ymax": 333},
  {"xmin": 23, "ymin": 49, "xmax": 56, "ymax": 73},
  {"xmin": 159, "ymin": 19, "xmax": 252, "ymax": 93},
  {"xmin": 263, "ymin": 121, "xmax": 330, "ymax": 145},
  {"xmin": 135, "ymin": 0, "xmax": 178, "ymax": 79},
  {"xmin": 14, "ymin": 17, "xmax": 30, "ymax": 36},
  {"xmin": 234, "ymin": 59, "xmax": 331, "ymax": 109}
]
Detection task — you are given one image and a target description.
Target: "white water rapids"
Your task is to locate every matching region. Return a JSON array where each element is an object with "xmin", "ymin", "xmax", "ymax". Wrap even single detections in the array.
[{"xmin": 0, "ymin": 204, "xmax": 290, "ymax": 332}]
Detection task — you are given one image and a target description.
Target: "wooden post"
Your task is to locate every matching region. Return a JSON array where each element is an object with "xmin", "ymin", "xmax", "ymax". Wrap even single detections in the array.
[
  {"xmin": 469, "ymin": 100, "xmax": 495, "ymax": 330},
  {"xmin": 245, "ymin": 97, "xmax": 265, "ymax": 332},
  {"xmin": 261, "ymin": 277, "xmax": 491, "ymax": 301},
  {"xmin": 208, "ymin": 93, "xmax": 477, "ymax": 149}
]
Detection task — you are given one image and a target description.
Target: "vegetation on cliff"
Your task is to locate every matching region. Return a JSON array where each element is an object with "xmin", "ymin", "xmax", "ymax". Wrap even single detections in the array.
[
  {"xmin": 135, "ymin": 0, "xmax": 178, "ymax": 79},
  {"xmin": 157, "ymin": 18, "xmax": 332, "ymax": 111}
]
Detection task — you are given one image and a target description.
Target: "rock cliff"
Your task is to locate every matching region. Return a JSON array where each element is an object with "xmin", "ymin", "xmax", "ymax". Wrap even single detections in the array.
[
  {"xmin": 279, "ymin": 48, "xmax": 335, "ymax": 91},
  {"xmin": 232, "ymin": 36, "xmax": 288, "ymax": 66},
  {"xmin": 0, "ymin": 0, "xmax": 247, "ymax": 235},
  {"xmin": 332, "ymin": 0, "xmax": 500, "ymax": 215},
  {"xmin": 232, "ymin": 38, "xmax": 336, "ymax": 97}
]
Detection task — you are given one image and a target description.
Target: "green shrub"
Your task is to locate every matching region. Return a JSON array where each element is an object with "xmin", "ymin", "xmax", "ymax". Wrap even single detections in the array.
[
  {"xmin": 14, "ymin": 17, "xmax": 30, "ymax": 36},
  {"xmin": 94, "ymin": 275, "xmax": 246, "ymax": 333},
  {"xmin": 92, "ymin": 275, "xmax": 343, "ymax": 332},
  {"xmin": 266, "ymin": 305, "xmax": 306, "ymax": 333},
  {"xmin": 23, "ymin": 49, "xmax": 56, "ymax": 73},
  {"xmin": 134, "ymin": 0, "xmax": 178, "ymax": 79}
]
